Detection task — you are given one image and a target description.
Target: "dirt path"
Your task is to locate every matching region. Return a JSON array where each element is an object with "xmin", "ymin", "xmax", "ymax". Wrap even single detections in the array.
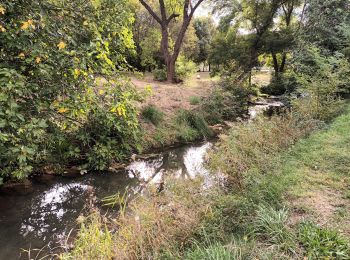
[{"xmin": 131, "ymin": 72, "xmax": 215, "ymax": 115}]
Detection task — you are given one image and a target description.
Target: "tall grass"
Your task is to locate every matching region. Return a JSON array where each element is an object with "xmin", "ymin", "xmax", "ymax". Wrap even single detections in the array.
[
  {"xmin": 64, "ymin": 102, "xmax": 350, "ymax": 260},
  {"xmin": 61, "ymin": 214, "xmax": 115, "ymax": 260},
  {"xmin": 210, "ymin": 110, "xmax": 321, "ymax": 188}
]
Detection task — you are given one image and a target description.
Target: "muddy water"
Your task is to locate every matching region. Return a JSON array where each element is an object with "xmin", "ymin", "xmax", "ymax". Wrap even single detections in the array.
[{"xmin": 0, "ymin": 142, "xmax": 213, "ymax": 259}]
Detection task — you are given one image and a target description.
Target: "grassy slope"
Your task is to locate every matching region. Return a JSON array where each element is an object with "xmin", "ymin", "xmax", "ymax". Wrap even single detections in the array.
[
  {"xmin": 285, "ymin": 105, "xmax": 350, "ymax": 235},
  {"xmin": 62, "ymin": 105, "xmax": 350, "ymax": 260},
  {"xmin": 186, "ymin": 105, "xmax": 350, "ymax": 259}
]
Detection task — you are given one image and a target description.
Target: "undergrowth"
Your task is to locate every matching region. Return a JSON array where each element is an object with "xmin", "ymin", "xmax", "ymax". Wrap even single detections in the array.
[{"xmin": 64, "ymin": 103, "xmax": 350, "ymax": 260}]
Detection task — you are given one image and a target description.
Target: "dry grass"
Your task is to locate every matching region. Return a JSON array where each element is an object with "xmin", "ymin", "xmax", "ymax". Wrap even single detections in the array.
[{"xmin": 113, "ymin": 178, "xmax": 214, "ymax": 259}]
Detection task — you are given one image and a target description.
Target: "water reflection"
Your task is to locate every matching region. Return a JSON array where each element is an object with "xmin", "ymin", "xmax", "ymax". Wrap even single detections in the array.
[
  {"xmin": 20, "ymin": 183, "xmax": 91, "ymax": 241},
  {"xmin": 0, "ymin": 142, "xmax": 214, "ymax": 259},
  {"xmin": 127, "ymin": 142, "xmax": 213, "ymax": 184}
]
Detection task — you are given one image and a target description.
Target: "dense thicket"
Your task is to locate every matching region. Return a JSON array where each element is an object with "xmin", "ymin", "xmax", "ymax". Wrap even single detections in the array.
[{"xmin": 0, "ymin": 0, "xmax": 140, "ymax": 182}]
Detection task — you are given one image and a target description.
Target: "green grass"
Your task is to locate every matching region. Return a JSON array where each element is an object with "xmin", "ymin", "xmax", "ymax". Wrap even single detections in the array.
[
  {"xmin": 141, "ymin": 105, "xmax": 164, "ymax": 125},
  {"xmin": 298, "ymin": 221, "xmax": 350, "ymax": 259},
  {"xmin": 195, "ymin": 104, "xmax": 350, "ymax": 259},
  {"xmin": 189, "ymin": 96, "xmax": 201, "ymax": 105}
]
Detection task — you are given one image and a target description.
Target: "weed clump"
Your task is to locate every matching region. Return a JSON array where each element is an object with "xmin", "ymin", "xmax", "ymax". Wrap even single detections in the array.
[
  {"xmin": 175, "ymin": 109, "xmax": 213, "ymax": 139},
  {"xmin": 141, "ymin": 105, "xmax": 164, "ymax": 126},
  {"xmin": 298, "ymin": 222, "xmax": 350, "ymax": 259},
  {"xmin": 189, "ymin": 96, "xmax": 201, "ymax": 105}
]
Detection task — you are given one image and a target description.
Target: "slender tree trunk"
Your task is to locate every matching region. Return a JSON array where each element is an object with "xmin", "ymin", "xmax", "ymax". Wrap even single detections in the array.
[
  {"xmin": 280, "ymin": 52, "xmax": 287, "ymax": 73},
  {"xmin": 167, "ymin": 58, "xmax": 176, "ymax": 82},
  {"xmin": 272, "ymin": 53, "xmax": 280, "ymax": 77}
]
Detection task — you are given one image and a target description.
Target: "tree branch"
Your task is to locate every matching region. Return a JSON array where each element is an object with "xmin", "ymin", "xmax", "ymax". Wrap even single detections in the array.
[
  {"xmin": 159, "ymin": 0, "xmax": 167, "ymax": 21},
  {"xmin": 139, "ymin": 0, "xmax": 162, "ymax": 24},
  {"xmin": 167, "ymin": 13, "xmax": 180, "ymax": 24},
  {"xmin": 190, "ymin": 0, "xmax": 205, "ymax": 16}
]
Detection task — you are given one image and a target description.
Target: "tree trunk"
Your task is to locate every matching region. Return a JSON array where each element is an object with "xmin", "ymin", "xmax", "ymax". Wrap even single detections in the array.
[
  {"xmin": 272, "ymin": 53, "xmax": 280, "ymax": 77},
  {"xmin": 139, "ymin": 0, "xmax": 205, "ymax": 84},
  {"xmin": 167, "ymin": 58, "xmax": 176, "ymax": 82},
  {"xmin": 280, "ymin": 52, "xmax": 287, "ymax": 73}
]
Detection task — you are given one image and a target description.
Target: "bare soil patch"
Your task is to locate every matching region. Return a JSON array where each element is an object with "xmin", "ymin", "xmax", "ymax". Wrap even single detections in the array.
[{"xmin": 131, "ymin": 72, "xmax": 215, "ymax": 115}]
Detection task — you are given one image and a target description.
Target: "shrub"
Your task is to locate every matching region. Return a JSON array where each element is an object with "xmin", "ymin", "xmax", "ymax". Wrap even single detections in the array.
[
  {"xmin": 141, "ymin": 105, "xmax": 164, "ymax": 125},
  {"xmin": 175, "ymin": 56, "xmax": 197, "ymax": 82},
  {"xmin": 153, "ymin": 68, "xmax": 167, "ymax": 82},
  {"xmin": 201, "ymin": 79, "xmax": 250, "ymax": 124},
  {"xmin": 261, "ymin": 74, "xmax": 299, "ymax": 95},
  {"xmin": 176, "ymin": 110, "xmax": 213, "ymax": 139},
  {"xmin": 298, "ymin": 222, "xmax": 350, "ymax": 259},
  {"xmin": 0, "ymin": 0, "xmax": 139, "ymax": 180},
  {"xmin": 189, "ymin": 96, "xmax": 201, "ymax": 105}
]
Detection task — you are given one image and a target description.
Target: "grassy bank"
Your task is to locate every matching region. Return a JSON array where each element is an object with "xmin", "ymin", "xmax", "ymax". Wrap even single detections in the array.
[{"xmin": 62, "ymin": 104, "xmax": 350, "ymax": 260}]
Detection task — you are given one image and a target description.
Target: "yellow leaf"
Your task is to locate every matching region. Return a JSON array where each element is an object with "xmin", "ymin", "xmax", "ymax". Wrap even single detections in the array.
[
  {"xmin": 58, "ymin": 107, "xmax": 69, "ymax": 113},
  {"xmin": 57, "ymin": 41, "xmax": 66, "ymax": 50},
  {"xmin": 73, "ymin": 68, "xmax": 80, "ymax": 78},
  {"xmin": 83, "ymin": 21, "xmax": 89, "ymax": 26},
  {"xmin": 21, "ymin": 19, "xmax": 35, "ymax": 30},
  {"xmin": 0, "ymin": 6, "xmax": 5, "ymax": 15},
  {"xmin": 35, "ymin": 57, "xmax": 41, "ymax": 64},
  {"xmin": 0, "ymin": 25, "xmax": 6, "ymax": 32},
  {"xmin": 21, "ymin": 22, "xmax": 29, "ymax": 30},
  {"xmin": 18, "ymin": 52, "xmax": 25, "ymax": 59},
  {"xmin": 99, "ymin": 89, "xmax": 105, "ymax": 95}
]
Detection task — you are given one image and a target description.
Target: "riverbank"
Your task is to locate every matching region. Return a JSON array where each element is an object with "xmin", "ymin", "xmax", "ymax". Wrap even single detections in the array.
[{"xmin": 62, "ymin": 102, "xmax": 349, "ymax": 259}]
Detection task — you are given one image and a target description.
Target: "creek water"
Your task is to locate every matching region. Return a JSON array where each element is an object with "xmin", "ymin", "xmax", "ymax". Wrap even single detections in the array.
[
  {"xmin": 0, "ymin": 142, "xmax": 213, "ymax": 259},
  {"xmin": 0, "ymin": 99, "xmax": 284, "ymax": 259}
]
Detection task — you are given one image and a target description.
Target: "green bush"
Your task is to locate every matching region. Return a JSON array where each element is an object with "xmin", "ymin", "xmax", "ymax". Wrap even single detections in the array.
[
  {"xmin": 175, "ymin": 56, "xmax": 197, "ymax": 82},
  {"xmin": 189, "ymin": 96, "xmax": 201, "ymax": 105},
  {"xmin": 201, "ymin": 79, "xmax": 250, "ymax": 124},
  {"xmin": 0, "ymin": 0, "xmax": 139, "ymax": 180},
  {"xmin": 153, "ymin": 68, "xmax": 167, "ymax": 82},
  {"xmin": 298, "ymin": 222, "xmax": 350, "ymax": 259},
  {"xmin": 141, "ymin": 105, "xmax": 164, "ymax": 125},
  {"xmin": 176, "ymin": 110, "xmax": 213, "ymax": 139},
  {"xmin": 261, "ymin": 74, "xmax": 299, "ymax": 95}
]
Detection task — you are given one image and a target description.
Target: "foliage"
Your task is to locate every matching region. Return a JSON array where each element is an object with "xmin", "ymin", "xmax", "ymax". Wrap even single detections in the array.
[
  {"xmin": 0, "ymin": 0, "xmax": 139, "ymax": 180},
  {"xmin": 210, "ymin": 111, "xmax": 321, "ymax": 188},
  {"xmin": 105, "ymin": 178, "xmax": 213, "ymax": 259},
  {"xmin": 141, "ymin": 105, "xmax": 165, "ymax": 125},
  {"xmin": 175, "ymin": 110, "xmax": 213, "ymax": 139},
  {"xmin": 60, "ymin": 214, "xmax": 115, "ymax": 260},
  {"xmin": 201, "ymin": 79, "xmax": 251, "ymax": 124},
  {"xmin": 193, "ymin": 16, "xmax": 216, "ymax": 66},
  {"xmin": 189, "ymin": 96, "xmax": 201, "ymax": 105},
  {"xmin": 175, "ymin": 56, "xmax": 198, "ymax": 82},
  {"xmin": 303, "ymin": 0, "xmax": 350, "ymax": 54},
  {"xmin": 153, "ymin": 67, "xmax": 167, "ymax": 81},
  {"xmin": 253, "ymin": 206, "xmax": 296, "ymax": 253},
  {"xmin": 298, "ymin": 222, "xmax": 350, "ymax": 259},
  {"xmin": 261, "ymin": 73, "xmax": 299, "ymax": 95}
]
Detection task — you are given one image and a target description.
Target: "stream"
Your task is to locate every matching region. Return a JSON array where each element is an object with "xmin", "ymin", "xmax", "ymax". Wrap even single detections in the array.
[
  {"xmin": 0, "ymin": 142, "xmax": 214, "ymax": 259},
  {"xmin": 0, "ymin": 98, "xmax": 284, "ymax": 259}
]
